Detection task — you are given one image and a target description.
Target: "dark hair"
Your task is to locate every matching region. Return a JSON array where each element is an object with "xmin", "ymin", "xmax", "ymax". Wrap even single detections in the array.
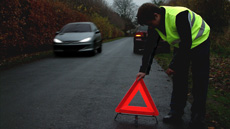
[{"xmin": 137, "ymin": 3, "xmax": 161, "ymax": 25}]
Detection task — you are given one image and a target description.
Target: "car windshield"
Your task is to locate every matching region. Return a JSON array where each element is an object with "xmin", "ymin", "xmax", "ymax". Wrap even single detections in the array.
[
  {"xmin": 60, "ymin": 24, "xmax": 92, "ymax": 33},
  {"xmin": 138, "ymin": 26, "xmax": 148, "ymax": 31}
]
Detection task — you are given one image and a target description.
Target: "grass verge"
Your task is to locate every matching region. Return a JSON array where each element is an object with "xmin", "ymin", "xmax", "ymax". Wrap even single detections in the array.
[
  {"xmin": 0, "ymin": 51, "xmax": 53, "ymax": 71},
  {"xmin": 0, "ymin": 37, "xmax": 125, "ymax": 71}
]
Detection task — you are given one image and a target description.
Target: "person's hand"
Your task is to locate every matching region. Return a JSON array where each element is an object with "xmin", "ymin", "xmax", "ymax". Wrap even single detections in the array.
[
  {"xmin": 136, "ymin": 72, "xmax": 146, "ymax": 81},
  {"xmin": 166, "ymin": 68, "xmax": 175, "ymax": 76}
]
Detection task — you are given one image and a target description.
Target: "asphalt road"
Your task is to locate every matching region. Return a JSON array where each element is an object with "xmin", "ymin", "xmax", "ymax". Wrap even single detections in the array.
[{"xmin": 0, "ymin": 37, "xmax": 191, "ymax": 129}]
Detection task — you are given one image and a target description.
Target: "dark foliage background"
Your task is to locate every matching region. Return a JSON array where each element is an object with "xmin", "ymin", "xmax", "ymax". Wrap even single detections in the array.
[{"xmin": 0, "ymin": 0, "xmax": 125, "ymax": 62}]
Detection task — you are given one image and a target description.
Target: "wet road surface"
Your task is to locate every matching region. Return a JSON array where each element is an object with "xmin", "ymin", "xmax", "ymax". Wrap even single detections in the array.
[{"xmin": 0, "ymin": 37, "xmax": 191, "ymax": 129}]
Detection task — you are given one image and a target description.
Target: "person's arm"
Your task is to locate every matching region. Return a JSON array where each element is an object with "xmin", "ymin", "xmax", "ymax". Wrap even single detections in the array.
[
  {"xmin": 168, "ymin": 10, "xmax": 192, "ymax": 71},
  {"xmin": 137, "ymin": 27, "xmax": 160, "ymax": 80}
]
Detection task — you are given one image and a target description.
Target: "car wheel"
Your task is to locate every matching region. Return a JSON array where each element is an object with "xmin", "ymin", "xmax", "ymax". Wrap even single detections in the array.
[
  {"xmin": 90, "ymin": 42, "xmax": 97, "ymax": 56},
  {"xmin": 133, "ymin": 45, "xmax": 139, "ymax": 54},
  {"xmin": 97, "ymin": 45, "xmax": 102, "ymax": 53}
]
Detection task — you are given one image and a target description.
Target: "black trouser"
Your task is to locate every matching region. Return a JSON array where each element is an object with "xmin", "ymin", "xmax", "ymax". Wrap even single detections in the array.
[{"xmin": 170, "ymin": 38, "xmax": 210, "ymax": 118}]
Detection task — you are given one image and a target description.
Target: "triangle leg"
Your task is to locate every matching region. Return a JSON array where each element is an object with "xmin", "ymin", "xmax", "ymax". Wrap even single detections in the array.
[{"xmin": 114, "ymin": 113, "xmax": 119, "ymax": 121}]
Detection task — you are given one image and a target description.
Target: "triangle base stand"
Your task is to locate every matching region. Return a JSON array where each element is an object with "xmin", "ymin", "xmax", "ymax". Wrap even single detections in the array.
[{"xmin": 114, "ymin": 113, "xmax": 158, "ymax": 127}]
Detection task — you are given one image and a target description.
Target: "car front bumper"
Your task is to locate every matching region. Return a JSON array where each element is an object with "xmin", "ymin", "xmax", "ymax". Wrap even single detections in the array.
[{"xmin": 53, "ymin": 42, "xmax": 94, "ymax": 52}]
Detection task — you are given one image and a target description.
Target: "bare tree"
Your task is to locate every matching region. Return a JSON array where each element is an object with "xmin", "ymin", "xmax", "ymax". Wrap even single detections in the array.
[
  {"xmin": 113, "ymin": 0, "xmax": 137, "ymax": 20},
  {"xmin": 113, "ymin": 0, "xmax": 137, "ymax": 35}
]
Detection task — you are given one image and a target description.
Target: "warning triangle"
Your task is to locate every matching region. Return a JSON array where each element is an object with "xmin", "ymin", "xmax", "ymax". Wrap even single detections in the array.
[{"xmin": 115, "ymin": 79, "xmax": 159, "ymax": 116}]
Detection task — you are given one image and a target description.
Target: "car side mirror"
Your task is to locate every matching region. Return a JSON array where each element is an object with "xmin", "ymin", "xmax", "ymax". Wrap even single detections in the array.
[
  {"xmin": 55, "ymin": 31, "xmax": 60, "ymax": 35},
  {"xmin": 95, "ymin": 30, "xmax": 100, "ymax": 34}
]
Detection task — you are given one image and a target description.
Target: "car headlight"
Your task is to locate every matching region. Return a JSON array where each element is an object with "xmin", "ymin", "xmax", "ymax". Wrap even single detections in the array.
[
  {"xmin": 53, "ymin": 39, "xmax": 63, "ymax": 43},
  {"xmin": 79, "ymin": 37, "xmax": 92, "ymax": 42}
]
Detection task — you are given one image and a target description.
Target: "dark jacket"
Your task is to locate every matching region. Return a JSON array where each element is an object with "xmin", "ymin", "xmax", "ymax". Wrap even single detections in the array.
[{"xmin": 139, "ymin": 8, "xmax": 192, "ymax": 74}]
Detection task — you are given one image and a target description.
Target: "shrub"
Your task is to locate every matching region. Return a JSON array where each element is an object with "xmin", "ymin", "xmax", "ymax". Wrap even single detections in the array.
[
  {"xmin": 91, "ymin": 13, "xmax": 124, "ymax": 39},
  {"xmin": 0, "ymin": 0, "xmax": 88, "ymax": 62}
]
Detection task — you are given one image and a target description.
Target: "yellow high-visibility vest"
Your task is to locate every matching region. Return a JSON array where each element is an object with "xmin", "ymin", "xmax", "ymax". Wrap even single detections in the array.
[{"xmin": 155, "ymin": 6, "xmax": 210, "ymax": 49}]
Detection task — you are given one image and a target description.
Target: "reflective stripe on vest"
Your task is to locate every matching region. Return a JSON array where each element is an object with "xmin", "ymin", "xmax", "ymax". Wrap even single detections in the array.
[
  {"xmin": 188, "ymin": 11, "xmax": 195, "ymax": 28},
  {"xmin": 195, "ymin": 20, "xmax": 206, "ymax": 40},
  {"xmin": 188, "ymin": 12, "xmax": 206, "ymax": 40}
]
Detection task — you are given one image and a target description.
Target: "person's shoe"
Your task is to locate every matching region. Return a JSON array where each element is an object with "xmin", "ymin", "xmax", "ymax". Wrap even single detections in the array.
[
  {"xmin": 163, "ymin": 113, "xmax": 182, "ymax": 123},
  {"xmin": 188, "ymin": 114, "xmax": 207, "ymax": 129}
]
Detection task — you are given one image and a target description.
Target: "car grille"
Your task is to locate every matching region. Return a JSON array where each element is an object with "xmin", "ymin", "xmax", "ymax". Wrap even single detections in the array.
[
  {"xmin": 54, "ymin": 45, "xmax": 88, "ymax": 51},
  {"xmin": 63, "ymin": 41, "xmax": 79, "ymax": 44}
]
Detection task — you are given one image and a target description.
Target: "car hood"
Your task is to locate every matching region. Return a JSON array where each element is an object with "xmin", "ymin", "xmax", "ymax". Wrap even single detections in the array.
[{"xmin": 55, "ymin": 32, "xmax": 94, "ymax": 41}]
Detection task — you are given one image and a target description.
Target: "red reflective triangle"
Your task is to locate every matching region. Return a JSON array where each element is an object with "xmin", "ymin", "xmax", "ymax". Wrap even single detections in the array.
[{"xmin": 115, "ymin": 79, "xmax": 159, "ymax": 116}]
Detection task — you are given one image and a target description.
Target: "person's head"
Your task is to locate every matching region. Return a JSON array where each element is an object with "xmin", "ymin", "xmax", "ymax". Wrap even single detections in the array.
[{"xmin": 137, "ymin": 3, "xmax": 162, "ymax": 27}]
